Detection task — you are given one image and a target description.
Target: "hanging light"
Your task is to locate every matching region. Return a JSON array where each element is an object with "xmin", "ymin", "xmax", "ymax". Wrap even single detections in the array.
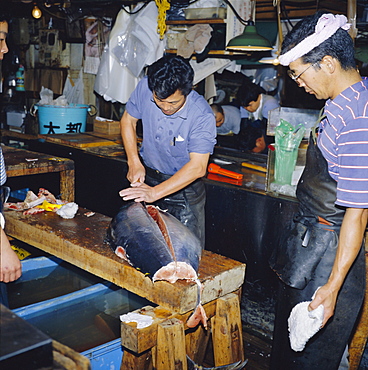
[
  {"xmin": 32, "ymin": 4, "xmax": 42, "ymax": 19},
  {"xmin": 257, "ymin": 0, "xmax": 283, "ymax": 64},
  {"xmin": 226, "ymin": 20, "xmax": 273, "ymax": 52}
]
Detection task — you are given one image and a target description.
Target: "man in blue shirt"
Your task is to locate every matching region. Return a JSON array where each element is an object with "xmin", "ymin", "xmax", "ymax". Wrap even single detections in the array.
[
  {"xmin": 119, "ymin": 55, "xmax": 216, "ymax": 247},
  {"xmin": 210, "ymin": 103, "xmax": 241, "ymax": 136}
]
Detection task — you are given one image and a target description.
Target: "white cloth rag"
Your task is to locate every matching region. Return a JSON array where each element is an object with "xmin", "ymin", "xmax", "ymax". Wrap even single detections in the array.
[
  {"xmin": 56, "ymin": 202, "xmax": 78, "ymax": 219},
  {"xmin": 120, "ymin": 312, "xmax": 153, "ymax": 329},
  {"xmin": 288, "ymin": 292, "xmax": 324, "ymax": 352}
]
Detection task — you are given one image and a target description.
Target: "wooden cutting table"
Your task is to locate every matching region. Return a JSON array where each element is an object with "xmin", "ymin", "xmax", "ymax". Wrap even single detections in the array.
[
  {"xmin": 2, "ymin": 145, "xmax": 75, "ymax": 202},
  {"xmin": 4, "ymin": 207, "xmax": 246, "ymax": 369}
]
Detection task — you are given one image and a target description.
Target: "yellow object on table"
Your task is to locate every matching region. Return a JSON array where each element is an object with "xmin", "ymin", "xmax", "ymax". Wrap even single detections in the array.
[{"xmin": 37, "ymin": 200, "xmax": 63, "ymax": 212}]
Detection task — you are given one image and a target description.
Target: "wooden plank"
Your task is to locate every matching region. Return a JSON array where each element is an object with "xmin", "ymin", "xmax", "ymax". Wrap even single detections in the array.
[
  {"xmin": 3, "ymin": 146, "xmax": 74, "ymax": 176},
  {"xmin": 3, "ymin": 146, "xmax": 75, "ymax": 202},
  {"xmin": 38, "ymin": 133, "xmax": 122, "ymax": 148},
  {"xmin": 4, "ymin": 209, "xmax": 246, "ymax": 315},
  {"xmin": 84, "ymin": 145, "xmax": 126, "ymax": 159}
]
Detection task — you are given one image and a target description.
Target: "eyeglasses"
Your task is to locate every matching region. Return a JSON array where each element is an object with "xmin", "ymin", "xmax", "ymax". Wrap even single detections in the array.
[{"xmin": 287, "ymin": 62, "xmax": 318, "ymax": 84}]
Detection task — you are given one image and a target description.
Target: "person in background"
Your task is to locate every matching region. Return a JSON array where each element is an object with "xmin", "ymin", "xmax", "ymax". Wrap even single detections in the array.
[
  {"xmin": 210, "ymin": 103, "xmax": 241, "ymax": 136},
  {"xmin": 270, "ymin": 11, "xmax": 368, "ymax": 369},
  {"xmin": 119, "ymin": 55, "xmax": 216, "ymax": 248},
  {"xmin": 237, "ymin": 126, "xmax": 267, "ymax": 154},
  {"xmin": 0, "ymin": 16, "xmax": 22, "ymax": 307},
  {"xmin": 237, "ymin": 81, "xmax": 279, "ymax": 129}
]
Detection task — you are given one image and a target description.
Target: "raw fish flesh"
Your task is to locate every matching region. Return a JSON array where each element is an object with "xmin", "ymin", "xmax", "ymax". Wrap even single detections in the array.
[{"xmin": 105, "ymin": 202, "xmax": 207, "ymax": 328}]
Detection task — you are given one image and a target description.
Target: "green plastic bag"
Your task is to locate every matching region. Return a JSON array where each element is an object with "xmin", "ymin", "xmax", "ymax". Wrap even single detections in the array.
[{"xmin": 274, "ymin": 119, "xmax": 305, "ymax": 185}]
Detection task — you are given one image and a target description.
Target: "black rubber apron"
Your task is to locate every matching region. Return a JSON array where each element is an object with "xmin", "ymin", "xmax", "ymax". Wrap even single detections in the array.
[
  {"xmin": 144, "ymin": 166, "xmax": 206, "ymax": 249},
  {"xmin": 270, "ymin": 134, "xmax": 366, "ymax": 370}
]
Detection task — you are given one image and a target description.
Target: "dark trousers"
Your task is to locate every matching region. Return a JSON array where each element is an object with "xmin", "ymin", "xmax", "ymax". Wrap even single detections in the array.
[
  {"xmin": 145, "ymin": 166, "xmax": 206, "ymax": 249},
  {"xmin": 0, "ymin": 282, "xmax": 9, "ymax": 308},
  {"xmin": 270, "ymin": 243, "xmax": 365, "ymax": 370}
]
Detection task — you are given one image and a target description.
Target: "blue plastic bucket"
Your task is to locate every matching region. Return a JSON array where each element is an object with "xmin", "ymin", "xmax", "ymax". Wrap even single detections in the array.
[{"xmin": 33, "ymin": 104, "xmax": 94, "ymax": 135}]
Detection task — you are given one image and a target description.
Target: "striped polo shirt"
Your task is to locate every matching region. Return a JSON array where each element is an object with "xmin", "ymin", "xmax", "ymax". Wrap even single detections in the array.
[
  {"xmin": 318, "ymin": 77, "xmax": 368, "ymax": 208},
  {"xmin": 0, "ymin": 147, "xmax": 6, "ymax": 186}
]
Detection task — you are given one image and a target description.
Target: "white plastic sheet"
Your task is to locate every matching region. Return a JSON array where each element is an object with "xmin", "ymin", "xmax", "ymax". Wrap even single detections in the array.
[
  {"xmin": 63, "ymin": 68, "xmax": 85, "ymax": 105},
  {"xmin": 94, "ymin": 3, "xmax": 165, "ymax": 104}
]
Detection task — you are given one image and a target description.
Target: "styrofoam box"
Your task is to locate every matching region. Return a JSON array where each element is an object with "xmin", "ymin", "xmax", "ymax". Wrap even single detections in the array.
[{"xmin": 7, "ymin": 111, "xmax": 26, "ymax": 127}]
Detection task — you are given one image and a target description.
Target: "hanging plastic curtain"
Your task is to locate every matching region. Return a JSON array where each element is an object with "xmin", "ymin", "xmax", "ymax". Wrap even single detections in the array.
[{"xmin": 94, "ymin": 2, "xmax": 165, "ymax": 104}]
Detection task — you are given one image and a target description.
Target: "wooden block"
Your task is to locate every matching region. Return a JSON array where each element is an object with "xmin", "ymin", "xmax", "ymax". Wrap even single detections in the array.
[
  {"xmin": 120, "ymin": 349, "xmax": 153, "ymax": 370},
  {"xmin": 94, "ymin": 119, "xmax": 120, "ymax": 135},
  {"xmin": 120, "ymin": 306, "xmax": 172, "ymax": 354},
  {"xmin": 156, "ymin": 318, "xmax": 187, "ymax": 370},
  {"xmin": 120, "ymin": 300, "xmax": 218, "ymax": 354},
  {"xmin": 212, "ymin": 293, "xmax": 244, "ymax": 366},
  {"xmin": 4, "ymin": 209, "xmax": 246, "ymax": 315}
]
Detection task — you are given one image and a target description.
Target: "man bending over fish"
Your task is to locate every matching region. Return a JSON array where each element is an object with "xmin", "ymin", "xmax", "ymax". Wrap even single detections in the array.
[{"xmin": 119, "ymin": 55, "xmax": 216, "ymax": 248}]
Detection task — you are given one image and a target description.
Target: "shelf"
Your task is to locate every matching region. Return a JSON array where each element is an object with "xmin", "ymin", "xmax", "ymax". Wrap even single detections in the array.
[
  {"xmin": 166, "ymin": 18, "xmax": 225, "ymax": 25},
  {"xmin": 165, "ymin": 49, "xmax": 254, "ymax": 56}
]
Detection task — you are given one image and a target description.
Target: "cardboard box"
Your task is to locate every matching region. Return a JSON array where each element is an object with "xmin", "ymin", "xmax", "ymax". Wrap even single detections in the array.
[
  {"xmin": 184, "ymin": 7, "xmax": 226, "ymax": 19},
  {"xmin": 93, "ymin": 118, "xmax": 120, "ymax": 135}
]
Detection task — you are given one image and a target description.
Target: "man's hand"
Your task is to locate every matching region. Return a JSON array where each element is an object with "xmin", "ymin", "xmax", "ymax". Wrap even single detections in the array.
[
  {"xmin": 119, "ymin": 182, "xmax": 157, "ymax": 203},
  {"xmin": 126, "ymin": 162, "xmax": 146, "ymax": 184},
  {"xmin": 308, "ymin": 285, "xmax": 338, "ymax": 327},
  {"xmin": 1, "ymin": 228, "xmax": 22, "ymax": 283}
]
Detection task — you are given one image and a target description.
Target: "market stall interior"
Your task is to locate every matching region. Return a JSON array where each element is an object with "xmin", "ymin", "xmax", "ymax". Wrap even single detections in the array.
[{"xmin": 1, "ymin": 0, "xmax": 368, "ymax": 368}]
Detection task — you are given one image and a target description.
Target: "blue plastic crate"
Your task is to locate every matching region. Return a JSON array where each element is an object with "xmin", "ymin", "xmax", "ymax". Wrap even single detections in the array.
[
  {"xmin": 81, "ymin": 339, "xmax": 123, "ymax": 369},
  {"xmin": 12, "ymin": 256, "xmax": 152, "ymax": 370},
  {"xmin": 9, "ymin": 188, "xmax": 29, "ymax": 201}
]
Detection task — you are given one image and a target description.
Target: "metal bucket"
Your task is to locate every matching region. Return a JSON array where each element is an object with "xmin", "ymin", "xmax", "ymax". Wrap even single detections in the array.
[{"xmin": 31, "ymin": 104, "xmax": 96, "ymax": 135}]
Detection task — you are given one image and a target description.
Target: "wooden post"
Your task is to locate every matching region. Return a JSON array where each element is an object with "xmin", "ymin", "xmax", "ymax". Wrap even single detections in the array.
[
  {"xmin": 347, "ymin": 0, "xmax": 357, "ymax": 40},
  {"xmin": 60, "ymin": 168, "xmax": 75, "ymax": 202},
  {"xmin": 185, "ymin": 322, "xmax": 211, "ymax": 365},
  {"xmin": 156, "ymin": 318, "xmax": 187, "ymax": 370},
  {"xmin": 212, "ymin": 293, "xmax": 244, "ymax": 366},
  {"xmin": 348, "ymin": 237, "xmax": 368, "ymax": 370}
]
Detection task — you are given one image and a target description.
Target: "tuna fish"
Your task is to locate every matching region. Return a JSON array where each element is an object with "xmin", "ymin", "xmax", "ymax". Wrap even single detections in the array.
[{"xmin": 105, "ymin": 201, "xmax": 207, "ymax": 328}]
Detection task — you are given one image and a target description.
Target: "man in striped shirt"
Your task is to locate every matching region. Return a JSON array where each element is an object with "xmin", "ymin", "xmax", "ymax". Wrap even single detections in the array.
[{"xmin": 270, "ymin": 11, "xmax": 368, "ymax": 369}]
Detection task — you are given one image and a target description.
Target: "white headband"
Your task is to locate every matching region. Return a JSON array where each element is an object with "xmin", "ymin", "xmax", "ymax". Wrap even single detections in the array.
[{"xmin": 279, "ymin": 14, "xmax": 351, "ymax": 66}]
